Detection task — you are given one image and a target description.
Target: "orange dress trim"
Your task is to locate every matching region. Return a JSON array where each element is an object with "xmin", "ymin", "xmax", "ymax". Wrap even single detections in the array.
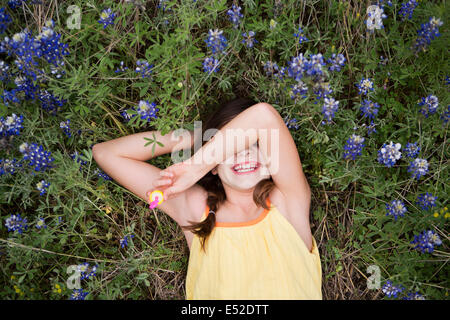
[{"xmin": 204, "ymin": 197, "xmax": 272, "ymax": 228}]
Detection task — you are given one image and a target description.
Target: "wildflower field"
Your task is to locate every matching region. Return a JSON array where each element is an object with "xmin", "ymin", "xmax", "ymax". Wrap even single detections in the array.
[{"xmin": 0, "ymin": 0, "xmax": 448, "ymax": 300}]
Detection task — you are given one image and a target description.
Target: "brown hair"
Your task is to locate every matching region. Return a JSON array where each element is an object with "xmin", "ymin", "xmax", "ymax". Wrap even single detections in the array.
[{"xmin": 180, "ymin": 97, "xmax": 275, "ymax": 252}]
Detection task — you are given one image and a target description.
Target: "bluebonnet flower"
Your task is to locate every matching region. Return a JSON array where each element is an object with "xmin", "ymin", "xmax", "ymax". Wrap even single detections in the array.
[
  {"xmin": 120, "ymin": 234, "xmax": 135, "ymax": 248},
  {"xmin": 7, "ymin": 0, "xmax": 42, "ymax": 9},
  {"xmin": 0, "ymin": 113, "xmax": 24, "ymax": 137},
  {"xmin": 157, "ymin": 0, "xmax": 173, "ymax": 13},
  {"xmin": 60, "ymin": 119, "xmax": 72, "ymax": 138},
  {"xmin": 360, "ymin": 99, "xmax": 380, "ymax": 120},
  {"xmin": 402, "ymin": 292, "xmax": 426, "ymax": 300},
  {"xmin": 377, "ymin": 141, "xmax": 402, "ymax": 167},
  {"xmin": 289, "ymin": 81, "xmax": 308, "ymax": 101},
  {"xmin": 273, "ymin": 66, "xmax": 287, "ymax": 82},
  {"xmin": 0, "ymin": 7, "xmax": 12, "ymax": 34},
  {"xmin": 382, "ymin": 281, "xmax": 405, "ymax": 298},
  {"xmin": 135, "ymin": 60, "xmax": 154, "ymax": 79},
  {"xmin": 287, "ymin": 54, "xmax": 308, "ymax": 81},
  {"xmin": 34, "ymin": 19, "xmax": 70, "ymax": 66},
  {"xmin": 407, "ymin": 158, "xmax": 429, "ymax": 180},
  {"xmin": 77, "ymin": 262, "xmax": 98, "ymax": 280},
  {"xmin": 264, "ymin": 61, "xmax": 281, "ymax": 78},
  {"xmin": 241, "ymin": 31, "xmax": 257, "ymax": 48},
  {"xmin": 98, "ymin": 8, "xmax": 116, "ymax": 29},
  {"xmin": 94, "ymin": 168, "xmax": 112, "ymax": 181},
  {"xmin": 367, "ymin": 120, "xmax": 377, "ymax": 135},
  {"xmin": 70, "ymin": 289, "xmax": 88, "ymax": 300},
  {"xmin": 70, "ymin": 151, "xmax": 88, "ymax": 169},
  {"xmin": 284, "ymin": 116, "xmax": 299, "ymax": 130},
  {"xmin": 312, "ymin": 81, "xmax": 333, "ymax": 102},
  {"xmin": 293, "ymin": 26, "xmax": 308, "ymax": 44},
  {"xmin": 366, "ymin": 4, "xmax": 387, "ymax": 32},
  {"xmin": 5, "ymin": 214, "xmax": 28, "ymax": 233},
  {"xmin": 120, "ymin": 109, "xmax": 134, "ymax": 123},
  {"xmin": 418, "ymin": 95, "xmax": 439, "ymax": 117},
  {"xmin": 19, "ymin": 142, "xmax": 55, "ymax": 172},
  {"xmin": 38, "ymin": 90, "xmax": 67, "ymax": 116},
  {"xmin": 446, "ymin": 75, "xmax": 450, "ymax": 86},
  {"xmin": 411, "ymin": 230, "xmax": 442, "ymax": 253},
  {"xmin": 403, "ymin": 142, "xmax": 420, "ymax": 158},
  {"xmin": 114, "ymin": 61, "xmax": 128, "ymax": 73},
  {"xmin": 0, "ymin": 59, "xmax": 11, "ymax": 82},
  {"xmin": 343, "ymin": 134, "xmax": 366, "ymax": 160},
  {"xmin": 440, "ymin": 105, "xmax": 450, "ymax": 125},
  {"xmin": 36, "ymin": 180, "xmax": 50, "ymax": 196},
  {"xmin": 35, "ymin": 217, "xmax": 47, "ymax": 229},
  {"xmin": 305, "ymin": 53, "xmax": 326, "ymax": 77},
  {"xmin": 413, "ymin": 17, "xmax": 443, "ymax": 54},
  {"xmin": 132, "ymin": 100, "xmax": 159, "ymax": 122},
  {"xmin": 385, "ymin": 199, "xmax": 408, "ymax": 220},
  {"xmin": 399, "ymin": 1, "xmax": 418, "ymax": 21},
  {"xmin": 1, "ymin": 88, "xmax": 20, "ymax": 105},
  {"xmin": 205, "ymin": 29, "xmax": 227, "ymax": 55},
  {"xmin": 14, "ymin": 75, "xmax": 40, "ymax": 101},
  {"xmin": 50, "ymin": 63, "xmax": 65, "ymax": 79},
  {"xmin": 227, "ymin": 4, "xmax": 244, "ymax": 29},
  {"xmin": 203, "ymin": 56, "xmax": 220, "ymax": 74},
  {"xmin": 356, "ymin": 77, "xmax": 374, "ymax": 95},
  {"xmin": 327, "ymin": 53, "xmax": 346, "ymax": 72},
  {"xmin": 0, "ymin": 158, "xmax": 23, "ymax": 176},
  {"xmin": 321, "ymin": 97, "xmax": 339, "ymax": 125},
  {"xmin": 416, "ymin": 192, "xmax": 437, "ymax": 211}
]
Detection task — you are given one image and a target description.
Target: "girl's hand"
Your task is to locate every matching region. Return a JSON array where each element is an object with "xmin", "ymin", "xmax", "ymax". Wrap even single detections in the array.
[{"xmin": 153, "ymin": 160, "xmax": 209, "ymax": 201}]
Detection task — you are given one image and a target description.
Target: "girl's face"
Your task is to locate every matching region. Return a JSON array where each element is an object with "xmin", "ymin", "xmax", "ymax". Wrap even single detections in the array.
[{"xmin": 212, "ymin": 142, "xmax": 271, "ymax": 190}]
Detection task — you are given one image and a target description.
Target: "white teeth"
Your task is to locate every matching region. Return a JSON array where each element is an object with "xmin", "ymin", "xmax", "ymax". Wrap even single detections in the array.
[{"xmin": 235, "ymin": 167, "xmax": 256, "ymax": 172}]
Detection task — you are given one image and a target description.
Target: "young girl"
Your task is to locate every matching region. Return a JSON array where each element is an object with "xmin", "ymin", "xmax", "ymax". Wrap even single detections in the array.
[{"xmin": 92, "ymin": 97, "xmax": 322, "ymax": 300}]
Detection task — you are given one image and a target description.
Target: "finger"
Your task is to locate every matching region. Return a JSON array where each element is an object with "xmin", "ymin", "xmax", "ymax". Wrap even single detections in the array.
[{"xmin": 153, "ymin": 178, "xmax": 172, "ymax": 187}]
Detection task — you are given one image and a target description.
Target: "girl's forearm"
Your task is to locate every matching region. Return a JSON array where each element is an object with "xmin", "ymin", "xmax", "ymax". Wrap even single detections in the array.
[
  {"xmin": 93, "ymin": 129, "xmax": 194, "ymax": 161},
  {"xmin": 190, "ymin": 103, "xmax": 276, "ymax": 172}
]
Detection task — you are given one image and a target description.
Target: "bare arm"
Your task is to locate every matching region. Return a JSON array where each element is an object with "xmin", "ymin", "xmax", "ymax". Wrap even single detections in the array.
[{"xmin": 92, "ymin": 128, "xmax": 205, "ymax": 225}]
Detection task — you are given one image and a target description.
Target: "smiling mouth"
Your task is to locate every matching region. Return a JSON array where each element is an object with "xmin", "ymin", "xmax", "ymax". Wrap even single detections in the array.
[{"xmin": 232, "ymin": 162, "xmax": 260, "ymax": 174}]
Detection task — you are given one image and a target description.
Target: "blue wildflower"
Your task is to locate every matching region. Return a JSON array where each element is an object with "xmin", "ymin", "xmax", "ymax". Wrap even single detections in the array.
[
  {"xmin": 413, "ymin": 17, "xmax": 443, "ymax": 54},
  {"xmin": 366, "ymin": 4, "xmax": 387, "ymax": 33},
  {"xmin": 35, "ymin": 217, "xmax": 47, "ymax": 229},
  {"xmin": 440, "ymin": 105, "xmax": 450, "ymax": 125},
  {"xmin": 70, "ymin": 151, "xmax": 88, "ymax": 170},
  {"xmin": 120, "ymin": 234, "xmax": 135, "ymax": 248},
  {"xmin": 305, "ymin": 53, "xmax": 326, "ymax": 77},
  {"xmin": 411, "ymin": 230, "xmax": 442, "ymax": 253},
  {"xmin": 204, "ymin": 29, "xmax": 228, "ymax": 55},
  {"xmin": 19, "ymin": 142, "xmax": 55, "ymax": 172},
  {"xmin": 0, "ymin": 113, "xmax": 24, "ymax": 137},
  {"xmin": 418, "ymin": 95, "xmax": 439, "ymax": 117},
  {"xmin": 313, "ymin": 80, "xmax": 333, "ymax": 102},
  {"xmin": 416, "ymin": 192, "xmax": 437, "ymax": 211},
  {"xmin": 241, "ymin": 31, "xmax": 258, "ymax": 48},
  {"xmin": 203, "ymin": 56, "xmax": 220, "ymax": 74},
  {"xmin": 98, "ymin": 8, "xmax": 116, "ymax": 29},
  {"xmin": 34, "ymin": 19, "xmax": 70, "ymax": 66},
  {"xmin": 114, "ymin": 61, "xmax": 128, "ymax": 73},
  {"xmin": 14, "ymin": 75, "xmax": 40, "ymax": 101},
  {"xmin": 0, "ymin": 59, "xmax": 11, "ymax": 82},
  {"xmin": 38, "ymin": 90, "xmax": 67, "ymax": 116},
  {"xmin": 402, "ymin": 292, "xmax": 426, "ymax": 300},
  {"xmin": 287, "ymin": 54, "xmax": 308, "ymax": 81},
  {"xmin": 407, "ymin": 158, "xmax": 429, "ymax": 180},
  {"xmin": 327, "ymin": 53, "xmax": 346, "ymax": 72},
  {"xmin": 382, "ymin": 280, "xmax": 405, "ymax": 298},
  {"xmin": 77, "ymin": 262, "xmax": 98, "ymax": 280},
  {"xmin": 399, "ymin": 1, "xmax": 418, "ymax": 21},
  {"xmin": 36, "ymin": 180, "xmax": 50, "ymax": 196},
  {"xmin": 367, "ymin": 120, "xmax": 377, "ymax": 135},
  {"xmin": 94, "ymin": 168, "xmax": 112, "ymax": 181},
  {"xmin": 0, "ymin": 158, "xmax": 23, "ymax": 176},
  {"xmin": 227, "ymin": 4, "xmax": 244, "ymax": 29},
  {"xmin": 359, "ymin": 99, "xmax": 380, "ymax": 120},
  {"xmin": 70, "ymin": 289, "xmax": 88, "ymax": 300},
  {"xmin": 293, "ymin": 26, "xmax": 308, "ymax": 45},
  {"xmin": 132, "ymin": 100, "xmax": 159, "ymax": 122},
  {"xmin": 377, "ymin": 141, "xmax": 402, "ymax": 167},
  {"xmin": 385, "ymin": 199, "xmax": 408, "ymax": 220},
  {"xmin": 135, "ymin": 60, "xmax": 154, "ymax": 79},
  {"xmin": 343, "ymin": 134, "xmax": 366, "ymax": 161},
  {"xmin": 289, "ymin": 81, "xmax": 308, "ymax": 101},
  {"xmin": 321, "ymin": 97, "xmax": 339, "ymax": 125},
  {"xmin": 60, "ymin": 119, "xmax": 72, "ymax": 138},
  {"xmin": 356, "ymin": 77, "xmax": 374, "ymax": 95},
  {"xmin": 5, "ymin": 214, "xmax": 28, "ymax": 233},
  {"xmin": 157, "ymin": 0, "xmax": 173, "ymax": 13},
  {"xmin": 0, "ymin": 7, "xmax": 12, "ymax": 34},
  {"xmin": 284, "ymin": 116, "xmax": 299, "ymax": 130},
  {"xmin": 403, "ymin": 142, "xmax": 420, "ymax": 158}
]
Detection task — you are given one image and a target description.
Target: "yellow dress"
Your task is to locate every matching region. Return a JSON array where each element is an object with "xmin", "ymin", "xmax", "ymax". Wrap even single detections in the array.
[{"xmin": 185, "ymin": 197, "xmax": 322, "ymax": 300}]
